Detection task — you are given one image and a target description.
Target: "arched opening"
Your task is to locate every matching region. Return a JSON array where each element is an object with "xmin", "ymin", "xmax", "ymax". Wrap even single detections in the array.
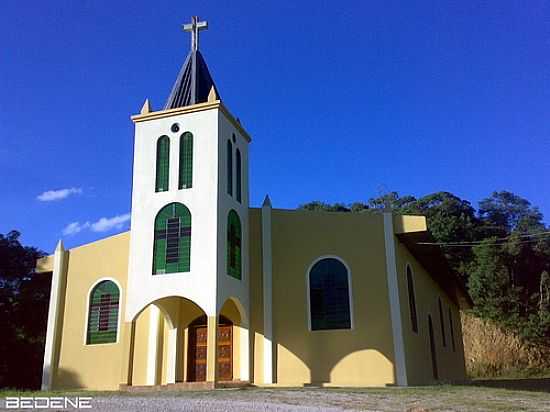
[
  {"xmin": 129, "ymin": 296, "xmax": 207, "ymax": 386},
  {"xmin": 219, "ymin": 297, "xmax": 249, "ymax": 382},
  {"xmin": 428, "ymin": 314, "xmax": 439, "ymax": 381},
  {"xmin": 125, "ymin": 296, "xmax": 249, "ymax": 387}
]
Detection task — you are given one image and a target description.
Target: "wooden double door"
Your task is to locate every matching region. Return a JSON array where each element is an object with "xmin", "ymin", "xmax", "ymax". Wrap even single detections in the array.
[{"xmin": 187, "ymin": 317, "xmax": 233, "ymax": 382}]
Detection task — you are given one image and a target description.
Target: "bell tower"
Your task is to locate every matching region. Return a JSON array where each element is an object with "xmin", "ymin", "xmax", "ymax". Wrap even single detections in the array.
[{"xmin": 125, "ymin": 17, "xmax": 250, "ymax": 340}]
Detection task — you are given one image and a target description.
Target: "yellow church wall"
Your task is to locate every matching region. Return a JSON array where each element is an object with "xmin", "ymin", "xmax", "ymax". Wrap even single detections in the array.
[
  {"xmin": 53, "ymin": 231, "xmax": 130, "ymax": 390},
  {"xmin": 131, "ymin": 306, "xmax": 153, "ymax": 385},
  {"xmin": 395, "ymin": 240, "xmax": 466, "ymax": 385},
  {"xmin": 270, "ymin": 209, "xmax": 396, "ymax": 386},
  {"xmin": 248, "ymin": 208, "xmax": 264, "ymax": 384},
  {"xmin": 394, "ymin": 215, "xmax": 427, "ymax": 234}
]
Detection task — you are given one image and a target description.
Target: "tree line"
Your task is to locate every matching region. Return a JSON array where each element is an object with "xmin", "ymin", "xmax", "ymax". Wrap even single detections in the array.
[{"xmin": 299, "ymin": 191, "xmax": 550, "ymax": 344}]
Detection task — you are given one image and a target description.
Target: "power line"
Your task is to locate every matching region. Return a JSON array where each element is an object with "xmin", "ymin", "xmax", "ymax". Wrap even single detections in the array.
[{"xmin": 417, "ymin": 230, "xmax": 550, "ymax": 247}]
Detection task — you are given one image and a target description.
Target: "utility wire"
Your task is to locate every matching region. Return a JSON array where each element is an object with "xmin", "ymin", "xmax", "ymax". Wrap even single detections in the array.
[{"xmin": 417, "ymin": 230, "xmax": 550, "ymax": 247}]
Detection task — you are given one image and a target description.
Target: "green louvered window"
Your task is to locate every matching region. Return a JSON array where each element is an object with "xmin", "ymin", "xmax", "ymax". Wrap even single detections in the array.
[
  {"xmin": 153, "ymin": 203, "xmax": 191, "ymax": 274},
  {"xmin": 236, "ymin": 149, "xmax": 242, "ymax": 203},
  {"xmin": 86, "ymin": 280, "xmax": 120, "ymax": 345},
  {"xmin": 155, "ymin": 136, "xmax": 170, "ymax": 192},
  {"xmin": 309, "ymin": 258, "xmax": 351, "ymax": 331},
  {"xmin": 227, "ymin": 140, "xmax": 233, "ymax": 196},
  {"xmin": 227, "ymin": 210, "xmax": 241, "ymax": 280},
  {"xmin": 179, "ymin": 132, "xmax": 193, "ymax": 189}
]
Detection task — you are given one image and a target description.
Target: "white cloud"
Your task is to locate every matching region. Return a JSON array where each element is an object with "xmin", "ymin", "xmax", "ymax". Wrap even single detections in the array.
[
  {"xmin": 62, "ymin": 221, "xmax": 90, "ymax": 236},
  {"xmin": 89, "ymin": 213, "xmax": 131, "ymax": 233},
  {"xmin": 62, "ymin": 213, "xmax": 130, "ymax": 236},
  {"xmin": 37, "ymin": 187, "xmax": 82, "ymax": 202}
]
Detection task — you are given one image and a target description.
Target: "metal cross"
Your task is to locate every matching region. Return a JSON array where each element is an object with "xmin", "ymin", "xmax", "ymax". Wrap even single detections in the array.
[{"xmin": 183, "ymin": 16, "xmax": 208, "ymax": 52}]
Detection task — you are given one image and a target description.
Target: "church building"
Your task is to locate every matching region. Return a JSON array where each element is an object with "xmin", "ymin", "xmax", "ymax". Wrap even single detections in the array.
[{"xmin": 36, "ymin": 17, "xmax": 470, "ymax": 390}]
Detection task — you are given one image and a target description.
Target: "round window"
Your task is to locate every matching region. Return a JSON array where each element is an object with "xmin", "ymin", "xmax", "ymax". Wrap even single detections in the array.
[{"xmin": 171, "ymin": 123, "xmax": 180, "ymax": 133}]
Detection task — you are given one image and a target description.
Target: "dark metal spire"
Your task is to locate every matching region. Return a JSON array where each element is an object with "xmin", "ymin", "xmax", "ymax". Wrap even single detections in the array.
[{"xmin": 164, "ymin": 16, "xmax": 220, "ymax": 110}]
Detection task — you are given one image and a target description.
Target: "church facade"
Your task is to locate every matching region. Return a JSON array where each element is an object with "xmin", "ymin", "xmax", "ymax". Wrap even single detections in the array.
[{"xmin": 36, "ymin": 18, "xmax": 470, "ymax": 390}]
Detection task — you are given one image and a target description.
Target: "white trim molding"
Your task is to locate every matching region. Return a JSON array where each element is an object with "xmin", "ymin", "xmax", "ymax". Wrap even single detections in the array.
[
  {"xmin": 82, "ymin": 277, "xmax": 123, "ymax": 346},
  {"xmin": 383, "ymin": 212, "xmax": 408, "ymax": 386},
  {"xmin": 261, "ymin": 196, "xmax": 273, "ymax": 384},
  {"xmin": 305, "ymin": 255, "xmax": 354, "ymax": 332},
  {"xmin": 41, "ymin": 241, "xmax": 68, "ymax": 391}
]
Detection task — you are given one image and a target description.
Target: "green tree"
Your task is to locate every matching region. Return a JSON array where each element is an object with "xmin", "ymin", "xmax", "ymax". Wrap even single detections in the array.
[{"xmin": 0, "ymin": 231, "xmax": 49, "ymax": 389}]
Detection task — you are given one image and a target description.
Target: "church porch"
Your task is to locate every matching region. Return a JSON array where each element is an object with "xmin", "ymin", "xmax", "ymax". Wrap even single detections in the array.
[{"xmin": 120, "ymin": 296, "xmax": 249, "ymax": 389}]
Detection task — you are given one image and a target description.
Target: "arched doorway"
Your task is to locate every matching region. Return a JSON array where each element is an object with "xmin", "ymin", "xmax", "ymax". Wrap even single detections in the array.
[{"xmin": 186, "ymin": 315, "xmax": 233, "ymax": 382}]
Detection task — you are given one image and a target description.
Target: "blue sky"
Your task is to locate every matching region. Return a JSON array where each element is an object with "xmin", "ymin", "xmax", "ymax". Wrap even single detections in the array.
[{"xmin": 1, "ymin": 1, "xmax": 548, "ymax": 253}]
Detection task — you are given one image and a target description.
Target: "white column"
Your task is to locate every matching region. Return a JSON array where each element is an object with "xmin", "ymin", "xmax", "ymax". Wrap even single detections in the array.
[
  {"xmin": 383, "ymin": 211, "xmax": 408, "ymax": 386},
  {"xmin": 240, "ymin": 324, "xmax": 250, "ymax": 381},
  {"xmin": 41, "ymin": 240, "xmax": 67, "ymax": 391},
  {"xmin": 261, "ymin": 195, "xmax": 274, "ymax": 384},
  {"xmin": 146, "ymin": 305, "xmax": 160, "ymax": 385},
  {"xmin": 166, "ymin": 328, "xmax": 178, "ymax": 384}
]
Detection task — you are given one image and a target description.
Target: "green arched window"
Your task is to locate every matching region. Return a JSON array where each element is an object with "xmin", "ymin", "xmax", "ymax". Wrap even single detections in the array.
[
  {"xmin": 236, "ymin": 148, "xmax": 242, "ymax": 203},
  {"xmin": 153, "ymin": 203, "xmax": 191, "ymax": 274},
  {"xmin": 155, "ymin": 136, "xmax": 170, "ymax": 192},
  {"xmin": 309, "ymin": 258, "xmax": 351, "ymax": 331},
  {"xmin": 227, "ymin": 140, "xmax": 233, "ymax": 196},
  {"xmin": 227, "ymin": 210, "xmax": 241, "ymax": 280},
  {"xmin": 86, "ymin": 280, "xmax": 120, "ymax": 344},
  {"xmin": 179, "ymin": 132, "xmax": 193, "ymax": 189}
]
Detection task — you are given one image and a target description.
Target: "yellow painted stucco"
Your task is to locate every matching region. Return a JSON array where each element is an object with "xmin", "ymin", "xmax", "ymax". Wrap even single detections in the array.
[
  {"xmin": 53, "ymin": 231, "xmax": 130, "ymax": 390},
  {"xmin": 43, "ymin": 208, "xmax": 466, "ymax": 390},
  {"xmin": 268, "ymin": 209, "xmax": 396, "ymax": 386},
  {"xmin": 394, "ymin": 215, "xmax": 427, "ymax": 234},
  {"xmin": 395, "ymin": 240, "xmax": 466, "ymax": 384}
]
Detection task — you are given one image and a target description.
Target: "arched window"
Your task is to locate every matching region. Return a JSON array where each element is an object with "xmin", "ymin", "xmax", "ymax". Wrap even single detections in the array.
[
  {"xmin": 178, "ymin": 132, "xmax": 193, "ymax": 189},
  {"xmin": 86, "ymin": 280, "xmax": 120, "ymax": 344},
  {"xmin": 227, "ymin": 140, "xmax": 233, "ymax": 196},
  {"xmin": 236, "ymin": 149, "xmax": 242, "ymax": 203},
  {"xmin": 153, "ymin": 202, "xmax": 191, "ymax": 274},
  {"xmin": 448, "ymin": 307, "xmax": 456, "ymax": 352},
  {"xmin": 155, "ymin": 136, "xmax": 170, "ymax": 192},
  {"xmin": 438, "ymin": 298, "xmax": 446, "ymax": 347},
  {"xmin": 406, "ymin": 265, "xmax": 418, "ymax": 333},
  {"xmin": 309, "ymin": 258, "xmax": 351, "ymax": 331},
  {"xmin": 227, "ymin": 210, "xmax": 242, "ymax": 280}
]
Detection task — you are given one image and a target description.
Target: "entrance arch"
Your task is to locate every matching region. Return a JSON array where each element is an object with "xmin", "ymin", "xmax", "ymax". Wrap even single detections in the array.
[
  {"xmin": 128, "ymin": 296, "xmax": 207, "ymax": 386},
  {"xmin": 219, "ymin": 297, "xmax": 249, "ymax": 382}
]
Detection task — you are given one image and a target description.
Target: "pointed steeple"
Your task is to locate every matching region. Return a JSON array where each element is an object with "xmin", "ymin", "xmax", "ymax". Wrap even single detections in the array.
[
  {"xmin": 164, "ymin": 16, "xmax": 220, "ymax": 110},
  {"xmin": 262, "ymin": 195, "xmax": 272, "ymax": 208}
]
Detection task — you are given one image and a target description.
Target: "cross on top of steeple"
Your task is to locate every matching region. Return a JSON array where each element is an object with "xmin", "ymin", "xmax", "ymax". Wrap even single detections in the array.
[{"xmin": 183, "ymin": 16, "xmax": 208, "ymax": 52}]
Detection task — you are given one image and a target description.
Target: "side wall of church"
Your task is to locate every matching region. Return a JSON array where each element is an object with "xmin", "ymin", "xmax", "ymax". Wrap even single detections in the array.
[
  {"xmin": 53, "ymin": 232, "xmax": 130, "ymax": 390},
  {"xmin": 269, "ymin": 210, "xmax": 396, "ymax": 386},
  {"xmin": 395, "ymin": 241, "xmax": 467, "ymax": 384}
]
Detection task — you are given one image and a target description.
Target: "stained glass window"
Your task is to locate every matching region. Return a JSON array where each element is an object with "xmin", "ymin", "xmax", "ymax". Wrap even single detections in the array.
[
  {"xmin": 227, "ymin": 140, "xmax": 233, "ymax": 196},
  {"xmin": 406, "ymin": 265, "xmax": 418, "ymax": 333},
  {"xmin": 227, "ymin": 210, "xmax": 241, "ymax": 280},
  {"xmin": 86, "ymin": 280, "xmax": 120, "ymax": 344},
  {"xmin": 153, "ymin": 203, "xmax": 191, "ymax": 274},
  {"xmin": 179, "ymin": 132, "xmax": 193, "ymax": 189},
  {"xmin": 155, "ymin": 136, "xmax": 170, "ymax": 192},
  {"xmin": 309, "ymin": 258, "xmax": 351, "ymax": 331},
  {"xmin": 236, "ymin": 149, "xmax": 242, "ymax": 203}
]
